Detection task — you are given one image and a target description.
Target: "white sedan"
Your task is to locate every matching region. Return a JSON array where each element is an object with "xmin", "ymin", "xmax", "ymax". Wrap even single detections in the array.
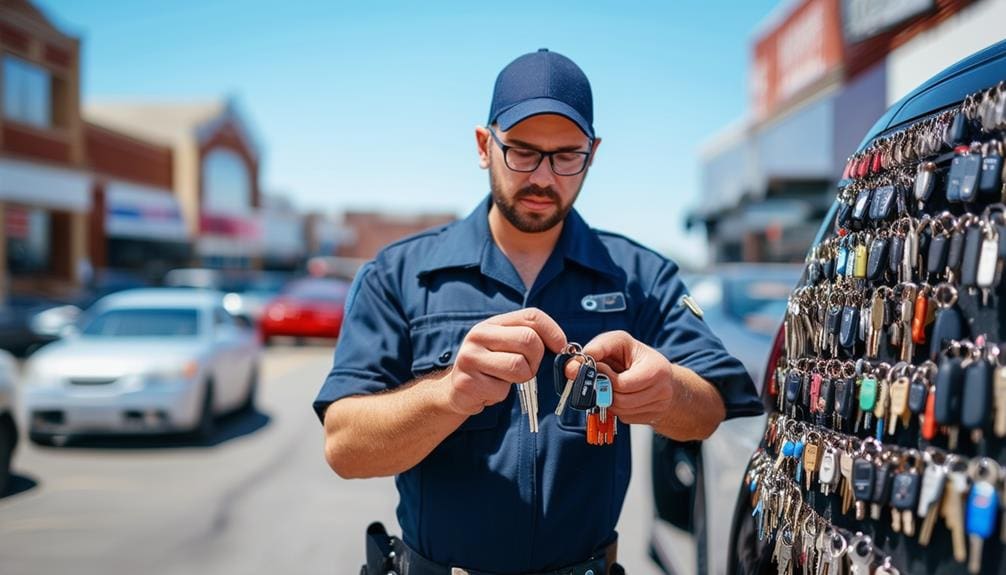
[{"xmin": 22, "ymin": 288, "xmax": 261, "ymax": 444}]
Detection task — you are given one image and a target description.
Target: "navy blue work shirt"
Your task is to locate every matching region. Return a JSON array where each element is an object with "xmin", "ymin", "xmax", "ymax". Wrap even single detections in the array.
[{"xmin": 314, "ymin": 195, "xmax": 760, "ymax": 573}]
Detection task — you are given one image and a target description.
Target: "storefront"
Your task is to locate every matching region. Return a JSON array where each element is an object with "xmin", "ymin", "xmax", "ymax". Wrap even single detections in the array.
[
  {"xmin": 259, "ymin": 196, "xmax": 305, "ymax": 271},
  {"xmin": 103, "ymin": 181, "xmax": 190, "ymax": 277},
  {"xmin": 692, "ymin": 0, "xmax": 984, "ymax": 264},
  {"xmin": 0, "ymin": 157, "xmax": 90, "ymax": 297},
  {"xmin": 197, "ymin": 212, "xmax": 261, "ymax": 269},
  {"xmin": 85, "ymin": 100, "xmax": 265, "ymax": 271}
]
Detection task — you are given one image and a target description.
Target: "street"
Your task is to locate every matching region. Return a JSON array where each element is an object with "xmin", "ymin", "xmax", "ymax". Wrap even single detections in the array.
[{"xmin": 0, "ymin": 344, "xmax": 663, "ymax": 575}]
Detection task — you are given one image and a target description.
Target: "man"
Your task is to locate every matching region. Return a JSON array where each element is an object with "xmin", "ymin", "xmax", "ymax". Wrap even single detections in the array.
[{"xmin": 315, "ymin": 49, "xmax": 761, "ymax": 574}]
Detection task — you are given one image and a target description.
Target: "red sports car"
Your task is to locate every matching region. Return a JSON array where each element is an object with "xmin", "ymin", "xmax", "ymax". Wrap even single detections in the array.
[{"xmin": 259, "ymin": 278, "xmax": 349, "ymax": 344}]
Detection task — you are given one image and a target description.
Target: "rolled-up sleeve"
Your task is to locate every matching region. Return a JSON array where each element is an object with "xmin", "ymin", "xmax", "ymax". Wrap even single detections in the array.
[
  {"xmin": 639, "ymin": 261, "xmax": 763, "ymax": 420},
  {"xmin": 312, "ymin": 260, "xmax": 413, "ymax": 422}
]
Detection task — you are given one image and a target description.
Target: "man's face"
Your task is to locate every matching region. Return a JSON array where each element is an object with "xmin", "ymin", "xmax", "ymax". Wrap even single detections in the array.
[{"xmin": 478, "ymin": 114, "xmax": 598, "ymax": 233}]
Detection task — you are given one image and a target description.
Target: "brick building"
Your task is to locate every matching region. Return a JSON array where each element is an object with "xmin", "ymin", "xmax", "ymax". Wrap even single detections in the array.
[
  {"xmin": 0, "ymin": 0, "xmax": 91, "ymax": 300},
  {"xmin": 690, "ymin": 0, "xmax": 1000, "ymax": 264},
  {"xmin": 85, "ymin": 100, "xmax": 263, "ymax": 270}
]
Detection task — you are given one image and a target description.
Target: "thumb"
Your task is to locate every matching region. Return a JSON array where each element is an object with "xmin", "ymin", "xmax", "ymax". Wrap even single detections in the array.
[{"xmin": 582, "ymin": 330, "xmax": 636, "ymax": 373}]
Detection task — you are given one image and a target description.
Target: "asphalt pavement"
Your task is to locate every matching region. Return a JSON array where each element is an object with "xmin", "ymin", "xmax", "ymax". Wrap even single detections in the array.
[{"xmin": 0, "ymin": 344, "xmax": 664, "ymax": 575}]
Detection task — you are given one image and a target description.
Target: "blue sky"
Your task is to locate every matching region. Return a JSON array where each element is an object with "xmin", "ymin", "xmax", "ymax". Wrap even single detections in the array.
[{"xmin": 38, "ymin": 0, "xmax": 779, "ymax": 267}]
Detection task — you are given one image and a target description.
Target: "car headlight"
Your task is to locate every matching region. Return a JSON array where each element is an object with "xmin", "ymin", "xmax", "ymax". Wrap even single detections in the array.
[{"xmin": 143, "ymin": 360, "xmax": 200, "ymax": 386}]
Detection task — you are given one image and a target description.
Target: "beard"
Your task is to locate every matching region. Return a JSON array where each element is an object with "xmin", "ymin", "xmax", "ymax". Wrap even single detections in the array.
[{"xmin": 488, "ymin": 163, "xmax": 581, "ymax": 233}]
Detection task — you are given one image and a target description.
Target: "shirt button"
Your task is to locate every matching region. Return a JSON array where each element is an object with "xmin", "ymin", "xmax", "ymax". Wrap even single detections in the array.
[{"xmin": 438, "ymin": 350, "xmax": 453, "ymax": 364}]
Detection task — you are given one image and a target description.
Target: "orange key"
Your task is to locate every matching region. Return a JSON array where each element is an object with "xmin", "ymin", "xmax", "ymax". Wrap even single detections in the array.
[
  {"xmin": 599, "ymin": 416, "xmax": 615, "ymax": 445},
  {"xmin": 922, "ymin": 385, "xmax": 938, "ymax": 440},
  {"xmin": 586, "ymin": 411, "xmax": 600, "ymax": 445},
  {"xmin": 912, "ymin": 290, "xmax": 929, "ymax": 344}
]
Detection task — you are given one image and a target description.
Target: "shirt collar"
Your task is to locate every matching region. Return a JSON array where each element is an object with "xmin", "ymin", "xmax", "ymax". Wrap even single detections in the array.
[{"xmin": 418, "ymin": 195, "xmax": 622, "ymax": 281}]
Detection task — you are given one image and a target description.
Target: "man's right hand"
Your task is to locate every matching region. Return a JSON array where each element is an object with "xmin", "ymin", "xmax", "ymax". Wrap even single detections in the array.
[{"xmin": 442, "ymin": 308, "xmax": 567, "ymax": 415}]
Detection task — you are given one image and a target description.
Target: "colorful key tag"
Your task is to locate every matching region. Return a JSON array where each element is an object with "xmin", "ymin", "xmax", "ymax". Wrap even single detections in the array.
[{"xmin": 595, "ymin": 374, "xmax": 613, "ymax": 409}]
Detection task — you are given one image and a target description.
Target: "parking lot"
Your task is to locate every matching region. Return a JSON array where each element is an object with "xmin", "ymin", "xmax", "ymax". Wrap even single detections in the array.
[{"xmin": 0, "ymin": 344, "xmax": 662, "ymax": 575}]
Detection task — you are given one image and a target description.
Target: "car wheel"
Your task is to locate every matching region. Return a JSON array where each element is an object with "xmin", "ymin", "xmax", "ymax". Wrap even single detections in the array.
[
  {"xmin": 192, "ymin": 382, "xmax": 215, "ymax": 444},
  {"xmin": 239, "ymin": 367, "xmax": 258, "ymax": 414},
  {"xmin": 0, "ymin": 420, "xmax": 13, "ymax": 495}
]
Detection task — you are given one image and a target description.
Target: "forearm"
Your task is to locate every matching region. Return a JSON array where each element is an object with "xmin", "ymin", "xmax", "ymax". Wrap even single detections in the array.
[
  {"xmin": 651, "ymin": 364, "xmax": 726, "ymax": 441},
  {"xmin": 323, "ymin": 372, "xmax": 467, "ymax": 479}
]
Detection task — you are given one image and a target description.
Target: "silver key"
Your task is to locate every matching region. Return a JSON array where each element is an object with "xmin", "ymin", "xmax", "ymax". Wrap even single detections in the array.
[
  {"xmin": 526, "ymin": 377, "xmax": 538, "ymax": 433},
  {"xmin": 874, "ymin": 556, "xmax": 901, "ymax": 575},
  {"xmin": 801, "ymin": 519, "xmax": 817, "ymax": 575},
  {"xmin": 826, "ymin": 529, "xmax": 848, "ymax": 575},
  {"xmin": 848, "ymin": 533, "xmax": 874, "ymax": 575},
  {"xmin": 554, "ymin": 378, "xmax": 574, "ymax": 416},
  {"xmin": 776, "ymin": 526, "xmax": 794, "ymax": 575},
  {"xmin": 917, "ymin": 451, "xmax": 948, "ymax": 546},
  {"xmin": 516, "ymin": 377, "xmax": 538, "ymax": 433}
]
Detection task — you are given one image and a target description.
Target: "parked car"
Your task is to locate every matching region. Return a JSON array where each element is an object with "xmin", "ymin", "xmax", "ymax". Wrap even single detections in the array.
[
  {"xmin": 649, "ymin": 264, "xmax": 800, "ymax": 575},
  {"xmin": 0, "ymin": 269, "xmax": 150, "ymax": 358},
  {"xmin": 727, "ymin": 39, "xmax": 1006, "ymax": 575},
  {"xmin": 219, "ymin": 271, "xmax": 291, "ymax": 324},
  {"xmin": 163, "ymin": 267, "xmax": 291, "ymax": 324},
  {"xmin": 0, "ymin": 349, "xmax": 19, "ymax": 494},
  {"xmin": 259, "ymin": 277, "xmax": 349, "ymax": 344},
  {"xmin": 22, "ymin": 288, "xmax": 261, "ymax": 444},
  {"xmin": 0, "ymin": 294, "xmax": 73, "ymax": 357}
]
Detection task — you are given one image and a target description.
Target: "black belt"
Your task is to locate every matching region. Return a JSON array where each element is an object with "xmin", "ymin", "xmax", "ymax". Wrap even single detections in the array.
[{"xmin": 391, "ymin": 538, "xmax": 618, "ymax": 575}]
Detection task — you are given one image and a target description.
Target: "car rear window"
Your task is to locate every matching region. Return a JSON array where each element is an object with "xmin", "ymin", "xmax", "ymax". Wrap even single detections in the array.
[{"xmin": 81, "ymin": 308, "xmax": 200, "ymax": 337}]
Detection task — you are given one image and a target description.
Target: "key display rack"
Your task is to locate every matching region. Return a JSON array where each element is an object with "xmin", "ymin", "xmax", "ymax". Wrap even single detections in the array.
[{"xmin": 737, "ymin": 82, "xmax": 1006, "ymax": 575}]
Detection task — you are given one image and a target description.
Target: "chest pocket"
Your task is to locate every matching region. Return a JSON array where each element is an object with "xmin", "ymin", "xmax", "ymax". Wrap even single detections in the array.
[{"xmin": 409, "ymin": 312, "xmax": 500, "ymax": 432}]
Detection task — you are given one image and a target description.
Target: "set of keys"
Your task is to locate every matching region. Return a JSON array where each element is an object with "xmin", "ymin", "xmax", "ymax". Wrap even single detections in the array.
[
  {"xmin": 515, "ymin": 375, "xmax": 539, "ymax": 433},
  {"xmin": 773, "ymin": 336, "xmax": 1006, "ymax": 451},
  {"xmin": 749, "ymin": 447, "xmax": 904, "ymax": 575},
  {"xmin": 792, "ymin": 204, "xmax": 1006, "ymax": 369},
  {"xmin": 762, "ymin": 414, "xmax": 1006, "ymax": 574},
  {"xmin": 553, "ymin": 343, "xmax": 617, "ymax": 445},
  {"xmin": 843, "ymin": 80, "xmax": 1006, "ymax": 186},
  {"xmin": 760, "ymin": 79, "xmax": 1006, "ymax": 575}
]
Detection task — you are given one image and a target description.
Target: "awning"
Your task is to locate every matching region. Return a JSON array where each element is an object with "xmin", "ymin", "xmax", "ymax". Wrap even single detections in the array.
[
  {"xmin": 0, "ymin": 157, "xmax": 91, "ymax": 212},
  {"xmin": 106, "ymin": 181, "xmax": 189, "ymax": 242}
]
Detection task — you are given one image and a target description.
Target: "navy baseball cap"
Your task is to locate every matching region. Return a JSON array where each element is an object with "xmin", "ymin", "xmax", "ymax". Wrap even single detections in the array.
[{"xmin": 488, "ymin": 49, "xmax": 594, "ymax": 139}]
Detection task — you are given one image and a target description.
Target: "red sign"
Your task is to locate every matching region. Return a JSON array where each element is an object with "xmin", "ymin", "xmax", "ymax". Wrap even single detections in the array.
[
  {"xmin": 752, "ymin": 0, "xmax": 844, "ymax": 121},
  {"xmin": 5, "ymin": 206, "xmax": 29, "ymax": 240},
  {"xmin": 199, "ymin": 213, "xmax": 259, "ymax": 239}
]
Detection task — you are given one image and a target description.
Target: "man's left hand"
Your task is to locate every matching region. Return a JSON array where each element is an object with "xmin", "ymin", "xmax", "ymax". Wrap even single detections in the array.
[
  {"xmin": 564, "ymin": 330, "xmax": 676, "ymax": 425},
  {"xmin": 563, "ymin": 330, "xmax": 726, "ymax": 439}
]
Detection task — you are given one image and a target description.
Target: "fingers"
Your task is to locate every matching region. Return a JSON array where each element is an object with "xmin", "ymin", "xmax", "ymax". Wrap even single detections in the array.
[
  {"xmin": 456, "ymin": 345, "xmax": 537, "ymax": 383},
  {"xmin": 581, "ymin": 330, "xmax": 635, "ymax": 372},
  {"xmin": 484, "ymin": 308, "xmax": 567, "ymax": 354}
]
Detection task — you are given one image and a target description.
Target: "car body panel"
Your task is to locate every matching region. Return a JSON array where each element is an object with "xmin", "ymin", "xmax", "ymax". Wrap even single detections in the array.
[
  {"xmin": 727, "ymin": 38, "xmax": 1006, "ymax": 575},
  {"xmin": 650, "ymin": 264, "xmax": 799, "ymax": 575},
  {"xmin": 22, "ymin": 288, "xmax": 260, "ymax": 436},
  {"xmin": 259, "ymin": 278, "xmax": 348, "ymax": 340}
]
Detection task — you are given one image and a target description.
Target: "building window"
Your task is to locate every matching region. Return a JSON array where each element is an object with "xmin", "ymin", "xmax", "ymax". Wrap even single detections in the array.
[
  {"xmin": 202, "ymin": 148, "xmax": 251, "ymax": 214},
  {"xmin": 6, "ymin": 205, "xmax": 52, "ymax": 274},
  {"xmin": 2, "ymin": 55, "xmax": 52, "ymax": 129}
]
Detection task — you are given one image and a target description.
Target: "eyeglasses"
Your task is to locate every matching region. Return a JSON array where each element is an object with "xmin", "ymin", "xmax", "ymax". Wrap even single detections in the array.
[{"xmin": 487, "ymin": 127, "xmax": 592, "ymax": 176}]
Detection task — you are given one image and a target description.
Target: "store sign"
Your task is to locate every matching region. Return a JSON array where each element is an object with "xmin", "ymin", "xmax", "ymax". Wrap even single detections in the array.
[
  {"xmin": 841, "ymin": 0, "xmax": 934, "ymax": 44},
  {"xmin": 752, "ymin": 0, "xmax": 843, "ymax": 120},
  {"xmin": 106, "ymin": 182, "xmax": 188, "ymax": 242},
  {"xmin": 199, "ymin": 213, "xmax": 260, "ymax": 239}
]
